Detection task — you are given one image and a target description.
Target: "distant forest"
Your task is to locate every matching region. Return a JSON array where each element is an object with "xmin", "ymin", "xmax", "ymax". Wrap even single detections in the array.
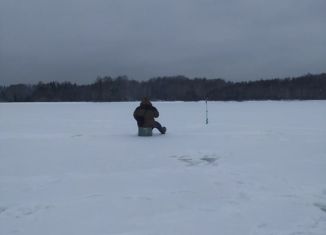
[{"xmin": 1, "ymin": 73, "xmax": 326, "ymax": 102}]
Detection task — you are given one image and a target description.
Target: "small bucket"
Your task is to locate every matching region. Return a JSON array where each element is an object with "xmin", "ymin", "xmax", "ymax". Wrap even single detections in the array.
[{"xmin": 138, "ymin": 127, "xmax": 153, "ymax": 136}]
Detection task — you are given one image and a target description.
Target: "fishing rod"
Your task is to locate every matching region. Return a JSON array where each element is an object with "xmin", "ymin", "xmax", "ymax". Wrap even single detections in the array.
[{"xmin": 205, "ymin": 99, "xmax": 208, "ymax": 125}]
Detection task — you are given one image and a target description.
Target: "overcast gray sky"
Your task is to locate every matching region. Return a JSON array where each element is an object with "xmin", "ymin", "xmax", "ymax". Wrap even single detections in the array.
[{"xmin": 1, "ymin": 0, "xmax": 325, "ymax": 85}]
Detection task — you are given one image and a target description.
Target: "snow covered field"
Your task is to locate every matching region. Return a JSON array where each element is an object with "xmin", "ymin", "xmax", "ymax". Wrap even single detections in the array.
[{"xmin": 1, "ymin": 101, "xmax": 326, "ymax": 235}]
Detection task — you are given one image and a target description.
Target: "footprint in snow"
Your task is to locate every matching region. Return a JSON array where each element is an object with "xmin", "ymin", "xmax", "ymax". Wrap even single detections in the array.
[
  {"xmin": 171, "ymin": 153, "xmax": 219, "ymax": 166},
  {"xmin": 201, "ymin": 155, "xmax": 219, "ymax": 164},
  {"xmin": 0, "ymin": 207, "xmax": 7, "ymax": 214},
  {"xmin": 71, "ymin": 134, "xmax": 83, "ymax": 138},
  {"xmin": 3, "ymin": 205, "xmax": 53, "ymax": 219},
  {"xmin": 314, "ymin": 203, "xmax": 326, "ymax": 213},
  {"xmin": 84, "ymin": 194, "xmax": 103, "ymax": 199}
]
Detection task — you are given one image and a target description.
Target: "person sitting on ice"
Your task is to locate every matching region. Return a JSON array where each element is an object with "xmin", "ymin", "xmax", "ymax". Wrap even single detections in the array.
[{"xmin": 133, "ymin": 97, "xmax": 167, "ymax": 134}]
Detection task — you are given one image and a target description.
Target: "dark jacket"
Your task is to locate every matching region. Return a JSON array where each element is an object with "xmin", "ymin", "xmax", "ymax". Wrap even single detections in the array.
[{"xmin": 133, "ymin": 102, "xmax": 159, "ymax": 128}]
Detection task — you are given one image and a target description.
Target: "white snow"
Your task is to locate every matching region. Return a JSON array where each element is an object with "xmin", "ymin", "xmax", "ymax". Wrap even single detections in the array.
[{"xmin": 1, "ymin": 101, "xmax": 326, "ymax": 235}]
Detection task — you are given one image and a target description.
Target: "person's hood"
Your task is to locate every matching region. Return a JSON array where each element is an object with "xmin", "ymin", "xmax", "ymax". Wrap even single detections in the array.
[{"xmin": 140, "ymin": 97, "xmax": 152, "ymax": 106}]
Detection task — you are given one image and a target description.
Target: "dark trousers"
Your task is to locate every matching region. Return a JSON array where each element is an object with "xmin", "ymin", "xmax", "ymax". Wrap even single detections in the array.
[{"xmin": 153, "ymin": 121, "xmax": 164, "ymax": 133}]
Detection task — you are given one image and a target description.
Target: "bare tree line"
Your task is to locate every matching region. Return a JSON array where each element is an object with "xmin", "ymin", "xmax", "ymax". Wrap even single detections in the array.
[{"xmin": 1, "ymin": 73, "xmax": 325, "ymax": 102}]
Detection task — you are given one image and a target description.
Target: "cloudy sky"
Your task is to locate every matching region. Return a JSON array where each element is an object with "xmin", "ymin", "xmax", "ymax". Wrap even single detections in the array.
[{"xmin": 1, "ymin": 0, "xmax": 325, "ymax": 85}]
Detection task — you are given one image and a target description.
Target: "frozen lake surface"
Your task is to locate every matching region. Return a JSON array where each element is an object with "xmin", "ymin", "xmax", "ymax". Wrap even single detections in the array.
[{"xmin": 1, "ymin": 101, "xmax": 326, "ymax": 235}]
